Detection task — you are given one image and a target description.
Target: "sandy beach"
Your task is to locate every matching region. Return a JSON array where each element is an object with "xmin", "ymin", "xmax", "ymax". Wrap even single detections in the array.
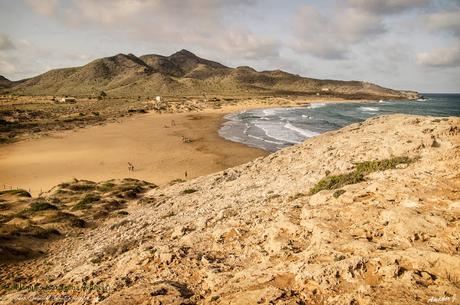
[
  {"xmin": 0, "ymin": 101, "xmax": 292, "ymax": 195},
  {"xmin": 0, "ymin": 98, "xmax": 358, "ymax": 195}
]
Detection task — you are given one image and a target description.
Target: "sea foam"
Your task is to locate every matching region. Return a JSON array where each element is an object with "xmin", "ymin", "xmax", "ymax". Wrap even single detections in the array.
[
  {"xmin": 308, "ymin": 103, "xmax": 326, "ymax": 109},
  {"xmin": 359, "ymin": 106, "xmax": 380, "ymax": 112},
  {"xmin": 284, "ymin": 123, "xmax": 319, "ymax": 138}
]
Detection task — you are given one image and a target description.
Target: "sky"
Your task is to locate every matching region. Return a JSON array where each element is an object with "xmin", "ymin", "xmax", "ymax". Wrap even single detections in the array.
[{"xmin": 0, "ymin": 0, "xmax": 459, "ymax": 93}]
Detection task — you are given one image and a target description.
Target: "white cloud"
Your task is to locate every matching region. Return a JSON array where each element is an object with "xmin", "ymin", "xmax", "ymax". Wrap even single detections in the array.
[
  {"xmin": 425, "ymin": 10, "xmax": 460, "ymax": 37},
  {"xmin": 416, "ymin": 43, "xmax": 460, "ymax": 67},
  {"xmin": 348, "ymin": 0, "xmax": 428, "ymax": 15},
  {"xmin": 292, "ymin": 6, "xmax": 386, "ymax": 59},
  {"xmin": 214, "ymin": 29, "xmax": 279, "ymax": 59},
  {"xmin": 339, "ymin": 8, "xmax": 386, "ymax": 42},
  {"xmin": 24, "ymin": 0, "xmax": 58, "ymax": 16},
  {"xmin": 66, "ymin": 0, "xmax": 147, "ymax": 25},
  {"xmin": 417, "ymin": 8, "xmax": 460, "ymax": 69},
  {"xmin": 0, "ymin": 35, "xmax": 90, "ymax": 79},
  {"xmin": 0, "ymin": 33, "xmax": 15, "ymax": 50},
  {"xmin": 0, "ymin": 56, "xmax": 18, "ymax": 74},
  {"xmin": 24, "ymin": 0, "xmax": 278, "ymax": 61}
]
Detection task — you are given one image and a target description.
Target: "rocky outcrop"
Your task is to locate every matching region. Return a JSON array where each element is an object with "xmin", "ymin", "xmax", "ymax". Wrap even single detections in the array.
[{"xmin": 1, "ymin": 114, "xmax": 458, "ymax": 304}]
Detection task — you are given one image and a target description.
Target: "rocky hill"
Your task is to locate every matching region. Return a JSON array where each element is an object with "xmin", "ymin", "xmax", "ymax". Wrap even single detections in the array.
[
  {"xmin": 0, "ymin": 75, "xmax": 12, "ymax": 89},
  {"xmin": 4, "ymin": 50, "xmax": 420, "ymax": 100},
  {"xmin": 1, "ymin": 114, "xmax": 458, "ymax": 304}
]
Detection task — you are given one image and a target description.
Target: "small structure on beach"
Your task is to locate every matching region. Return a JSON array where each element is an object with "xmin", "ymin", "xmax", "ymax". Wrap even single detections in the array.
[{"xmin": 61, "ymin": 97, "xmax": 76, "ymax": 103}]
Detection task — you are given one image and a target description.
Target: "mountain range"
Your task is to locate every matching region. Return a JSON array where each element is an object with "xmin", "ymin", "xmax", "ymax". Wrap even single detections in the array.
[{"xmin": 0, "ymin": 49, "xmax": 420, "ymax": 99}]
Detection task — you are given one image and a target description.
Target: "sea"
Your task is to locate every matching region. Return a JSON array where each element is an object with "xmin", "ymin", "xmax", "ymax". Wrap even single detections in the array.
[{"xmin": 218, "ymin": 93, "xmax": 460, "ymax": 152}]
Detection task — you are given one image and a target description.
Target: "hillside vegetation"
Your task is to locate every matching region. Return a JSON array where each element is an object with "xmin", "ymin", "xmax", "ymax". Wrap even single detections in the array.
[{"xmin": 3, "ymin": 50, "xmax": 420, "ymax": 100}]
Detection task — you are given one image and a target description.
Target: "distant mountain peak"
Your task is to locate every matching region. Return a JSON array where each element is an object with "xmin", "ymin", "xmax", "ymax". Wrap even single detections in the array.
[
  {"xmin": 1, "ymin": 50, "xmax": 420, "ymax": 100},
  {"xmin": 236, "ymin": 66, "xmax": 257, "ymax": 72},
  {"xmin": 166, "ymin": 49, "xmax": 228, "ymax": 73},
  {"xmin": 171, "ymin": 49, "xmax": 197, "ymax": 58},
  {"xmin": 0, "ymin": 75, "xmax": 12, "ymax": 89}
]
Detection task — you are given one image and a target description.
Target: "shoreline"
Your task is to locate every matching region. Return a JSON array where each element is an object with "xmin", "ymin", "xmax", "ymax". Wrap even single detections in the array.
[{"xmin": 0, "ymin": 97, "xmax": 385, "ymax": 196}]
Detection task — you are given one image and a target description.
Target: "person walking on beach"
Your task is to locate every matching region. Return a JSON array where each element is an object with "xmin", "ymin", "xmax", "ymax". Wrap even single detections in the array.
[
  {"xmin": 128, "ymin": 162, "xmax": 134, "ymax": 172},
  {"xmin": 185, "ymin": 170, "xmax": 188, "ymax": 178}
]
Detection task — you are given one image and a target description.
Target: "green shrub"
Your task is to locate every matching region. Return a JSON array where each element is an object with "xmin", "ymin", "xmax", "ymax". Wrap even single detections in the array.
[
  {"xmin": 69, "ymin": 218, "xmax": 86, "ymax": 228},
  {"xmin": 169, "ymin": 179, "xmax": 185, "ymax": 185},
  {"xmin": 58, "ymin": 182, "xmax": 70, "ymax": 188},
  {"xmin": 0, "ymin": 214, "xmax": 12, "ymax": 224},
  {"xmin": 333, "ymin": 189, "xmax": 346, "ymax": 198},
  {"xmin": 309, "ymin": 156, "xmax": 413, "ymax": 195},
  {"xmin": 181, "ymin": 188, "xmax": 198, "ymax": 194},
  {"xmin": 0, "ymin": 189, "xmax": 31, "ymax": 197},
  {"xmin": 97, "ymin": 182, "xmax": 115, "ymax": 193},
  {"xmin": 22, "ymin": 226, "xmax": 61, "ymax": 239},
  {"xmin": 309, "ymin": 172, "xmax": 364, "ymax": 195},
  {"xmin": 354, "ymin": 156, "xmax": 412, "ymax": 174},
  {"xmin": 73, "ymin": 193, "xmax": 100, "ymax": 210},
  {"xmin": 118, "ymin": 184, "xmax": 143, "ymax": 193},
  {"xmin": 67, "ymin": 183, "xmax": 96, "ymax": 192},
  {"xmin": 29, "ymin": 201, "xmax": 58, "ymax": 212}
]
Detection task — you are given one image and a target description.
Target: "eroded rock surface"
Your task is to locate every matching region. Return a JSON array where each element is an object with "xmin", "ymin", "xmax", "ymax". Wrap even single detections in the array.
[{"xmin": 1, "ymin": 114, "xmax": 459, "ymax": 305}]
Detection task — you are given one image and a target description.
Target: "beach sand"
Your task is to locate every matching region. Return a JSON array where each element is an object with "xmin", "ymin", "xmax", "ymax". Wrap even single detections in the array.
[
  {"xmin": 0, "ymin": 98, "xmax": 352, "ymax": 195},
  {"xmin": 0, "ymin": 103, "xmax": 275, "ymax": 195}
]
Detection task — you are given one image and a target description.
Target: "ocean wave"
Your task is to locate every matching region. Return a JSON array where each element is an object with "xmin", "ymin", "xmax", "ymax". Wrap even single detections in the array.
[
  {"xmin": 254, "ymin": 123, "xmax": 300, "ymax": 144},
  {"xmin": 359, "ymin": 106, "xmax": 380, "ymax": 112},
  {"xmin": 242, "ymin": 123, "xmax": 250, "ymax": 135},
  {"xmin": 223, "ymin": 113, "xmax": 237, "ymax": 121},
  {"xmin": 308, "ymin": 103, "xmax": 326, "ymax": 109},
  {"xmin": 219, "ymin": 96, "xmax": 459, "ymax": 152},
  {"xmin": 247, "ymin": 134, "xmax": 285, "ymax": 145},
  {"xmin": 284, "ymin": 123, "xmax": 319, "ymax": 138},
  {"xmin": 225, "ymin": 135, "xmax": 244, "ymax": 142},
  {"xmin": 262, "ymin": 108, "xmax": 282, "ymax": 116},
  {"xmin": 219, "ymin": 125, "xmax": 232, "ymax": 132}
]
